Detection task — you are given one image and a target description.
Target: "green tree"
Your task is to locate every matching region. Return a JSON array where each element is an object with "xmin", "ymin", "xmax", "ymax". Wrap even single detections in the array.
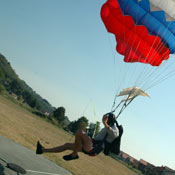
[
  {"xmin": 94, "ymin": 121, "xmax": 101, "ymax": 136},
  {"xmin": 67, "ymin": 121, "xmax": 77, "ymax": 133},
  {"xmin": 22, "ymin": 90, "xmax": 31, "ymax": 100},
  {"xmin": 22, "ymin": 90, "xmax": 38, "ymax": 108},
  {"xmin": 76, "ymin": 116, "xmax": 88, "ymax": 131},
  {"xmin": 10, "ymin": 79, "xmax": 23, "ymax": 95},
  {"xmin": 68, "ymin": 116, "xmax": 89, "ymax": 134},
  {"xmin": 53, "ymin": 106, "xmax": 66, "ymax": 124},
  {"xmin": 0, "ymin": 69, "xmax": 5, "ymax": 93},
  {"xmin": 0, "ymin": 84, "xmax": 5, "ymax": 93},
  {"xmin": 0, "ymin": 69, "xmax": 4, "ymax": 81},
  {"xmin": 87, "ymin": 122, "xmax": 96, "ymax": 137},
  {"xmin": 87, "ymin": 121, "xmax": 101, "ymax": 138},
  {"xmin": 30, "ymin": 98, "xmax": 38, "ymax": 108}
]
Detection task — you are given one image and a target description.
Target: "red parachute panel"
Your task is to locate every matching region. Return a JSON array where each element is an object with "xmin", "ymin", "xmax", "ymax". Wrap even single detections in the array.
[{"xmin": 101, "ymin": 0, "xmax": 169, "ymax": 66}]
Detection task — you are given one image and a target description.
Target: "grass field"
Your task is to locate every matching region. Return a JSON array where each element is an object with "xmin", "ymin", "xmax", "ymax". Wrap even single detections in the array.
[{"xmin": 0, "ymin": 94, "xmax": 138, "ymax": 175}]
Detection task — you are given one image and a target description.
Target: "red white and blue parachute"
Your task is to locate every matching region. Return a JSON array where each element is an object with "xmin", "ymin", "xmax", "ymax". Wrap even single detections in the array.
[
  {"xmin": 100, "ymin": 0, "xmax": 174, "ymax": 66},
  {"xmin": 100, "ymin": 0, "xmax": 175, "ymax": 114}
]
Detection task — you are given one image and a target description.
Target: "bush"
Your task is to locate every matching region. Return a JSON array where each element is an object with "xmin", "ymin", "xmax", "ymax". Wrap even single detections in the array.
[
  {"xmin": 32, "ymin": 111, "xmax": 46, "ymax": 118},
  {"xmin": 0, "ymin": 84, "xmax": 5, "ymax": 93}
]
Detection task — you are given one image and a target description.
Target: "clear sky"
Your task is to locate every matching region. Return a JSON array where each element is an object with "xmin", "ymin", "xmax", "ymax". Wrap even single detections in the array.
[{"xmin": 0, "ymin": 0, "xmax": 175, "ymax": 170}]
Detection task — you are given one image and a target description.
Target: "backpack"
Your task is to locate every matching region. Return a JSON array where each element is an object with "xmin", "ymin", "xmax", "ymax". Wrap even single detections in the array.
[{"xmin": 103, "ymin": 125, "xmax": 123, "ymax": 155}]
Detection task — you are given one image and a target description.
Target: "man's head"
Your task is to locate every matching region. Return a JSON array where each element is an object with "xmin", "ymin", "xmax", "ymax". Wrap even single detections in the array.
[{"xmin": 105, "ymin": 113, "xmax": 116, "ymax": 126}]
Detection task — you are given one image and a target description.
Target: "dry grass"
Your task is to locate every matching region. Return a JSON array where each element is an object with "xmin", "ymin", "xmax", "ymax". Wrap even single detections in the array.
[{"xmin": 0, "ymin": 95, "xmax": 138, "ymax": 175}]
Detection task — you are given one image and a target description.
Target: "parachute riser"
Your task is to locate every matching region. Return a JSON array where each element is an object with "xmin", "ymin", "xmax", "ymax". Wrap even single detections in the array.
[
  {"xmin": 111, "ymin": 89, "xmax": 134, "ymax": 112},
  {"xmin": 115, "ymin": 96, "xmax": 136, "ymax": 119},
  {"xmin": 111, "ymin": 86, "xmax": 149, "ymax": 119},
  {"xmin": 111, "ymin": 89, "xmax": 138, "ymax": 119}
]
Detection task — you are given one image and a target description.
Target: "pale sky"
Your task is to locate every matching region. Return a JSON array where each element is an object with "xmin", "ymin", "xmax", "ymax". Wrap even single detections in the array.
[{"xmin": 0, "ymin": 0, "xmax": 175, "ymax": 170}]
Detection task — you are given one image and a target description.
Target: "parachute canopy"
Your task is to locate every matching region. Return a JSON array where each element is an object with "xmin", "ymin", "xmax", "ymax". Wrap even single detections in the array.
[
  {"xmin": 101, "ymin": 0, "xmax": 175, "ymax": 116},
  {"xmin": 100, "ymin": 0, "xmax": 170, "ymax": 66}
]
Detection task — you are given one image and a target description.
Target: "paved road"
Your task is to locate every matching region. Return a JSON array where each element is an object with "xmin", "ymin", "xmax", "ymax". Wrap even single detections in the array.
[{"xmin": 0, "ymin": 136, "xmax": 72, "ymax": 175}]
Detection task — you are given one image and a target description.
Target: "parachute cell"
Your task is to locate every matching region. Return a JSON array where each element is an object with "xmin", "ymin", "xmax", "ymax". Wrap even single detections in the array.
[{"xmin": 101, "ymin": 0, "xmax": 169, "ymax": 66}]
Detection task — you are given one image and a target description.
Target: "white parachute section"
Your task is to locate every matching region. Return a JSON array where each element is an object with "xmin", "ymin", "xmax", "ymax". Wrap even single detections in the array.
[
  {"xmin": 118, "ymin": 86, "xmax": 150, "ymax": 102},
  {"xmin": 111, "ymin": 87, "xmax": 149, "ymax": 118},
  {"xmin": 149, "ymin": 0, "xmax": 175, "ymax": 21}
]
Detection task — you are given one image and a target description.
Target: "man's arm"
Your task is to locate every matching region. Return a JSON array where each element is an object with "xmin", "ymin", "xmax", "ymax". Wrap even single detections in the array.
[
  {"xmin": 102, "ymin": 115, "xmax": 110, "ymax": 130},
  {"xmin": 103, "ymin": 114, "xmax": 119, "ymax": 138}
]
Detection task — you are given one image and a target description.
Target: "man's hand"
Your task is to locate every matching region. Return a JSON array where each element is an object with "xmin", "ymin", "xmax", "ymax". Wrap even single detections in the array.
[
  {"xmin": 102, "ymin": 115, "xmax": 110, "ymax": 130},
  {"xmin": 102, "ymin": 115, "xmax": 108, "ymax": 124}
]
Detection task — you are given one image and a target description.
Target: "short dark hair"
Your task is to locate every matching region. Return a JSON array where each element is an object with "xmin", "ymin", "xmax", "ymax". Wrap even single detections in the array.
[{"xmin": 106, "ymin": 113, "xmax": 116, "ymax": 126}]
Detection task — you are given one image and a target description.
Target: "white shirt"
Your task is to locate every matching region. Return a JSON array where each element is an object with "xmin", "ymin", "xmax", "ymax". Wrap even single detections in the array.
[{"xmin": 94, "ymin": 124, "xmax": 119, "ymax": 143}]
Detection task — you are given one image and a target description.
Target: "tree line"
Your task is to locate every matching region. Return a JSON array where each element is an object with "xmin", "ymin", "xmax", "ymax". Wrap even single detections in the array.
[
  {"xmin": 0, "ymin": 54, "xmax": 54, "ymax": 113},
  {"xmin": 51, "ymin": 106, "xmax": 101, "ymax": 136}
]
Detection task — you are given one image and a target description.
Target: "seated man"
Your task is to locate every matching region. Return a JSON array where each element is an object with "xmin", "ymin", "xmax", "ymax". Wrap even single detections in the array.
[{"xmin": 36, "ymin": 113, "xmax": 120, "ymax": 161}]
